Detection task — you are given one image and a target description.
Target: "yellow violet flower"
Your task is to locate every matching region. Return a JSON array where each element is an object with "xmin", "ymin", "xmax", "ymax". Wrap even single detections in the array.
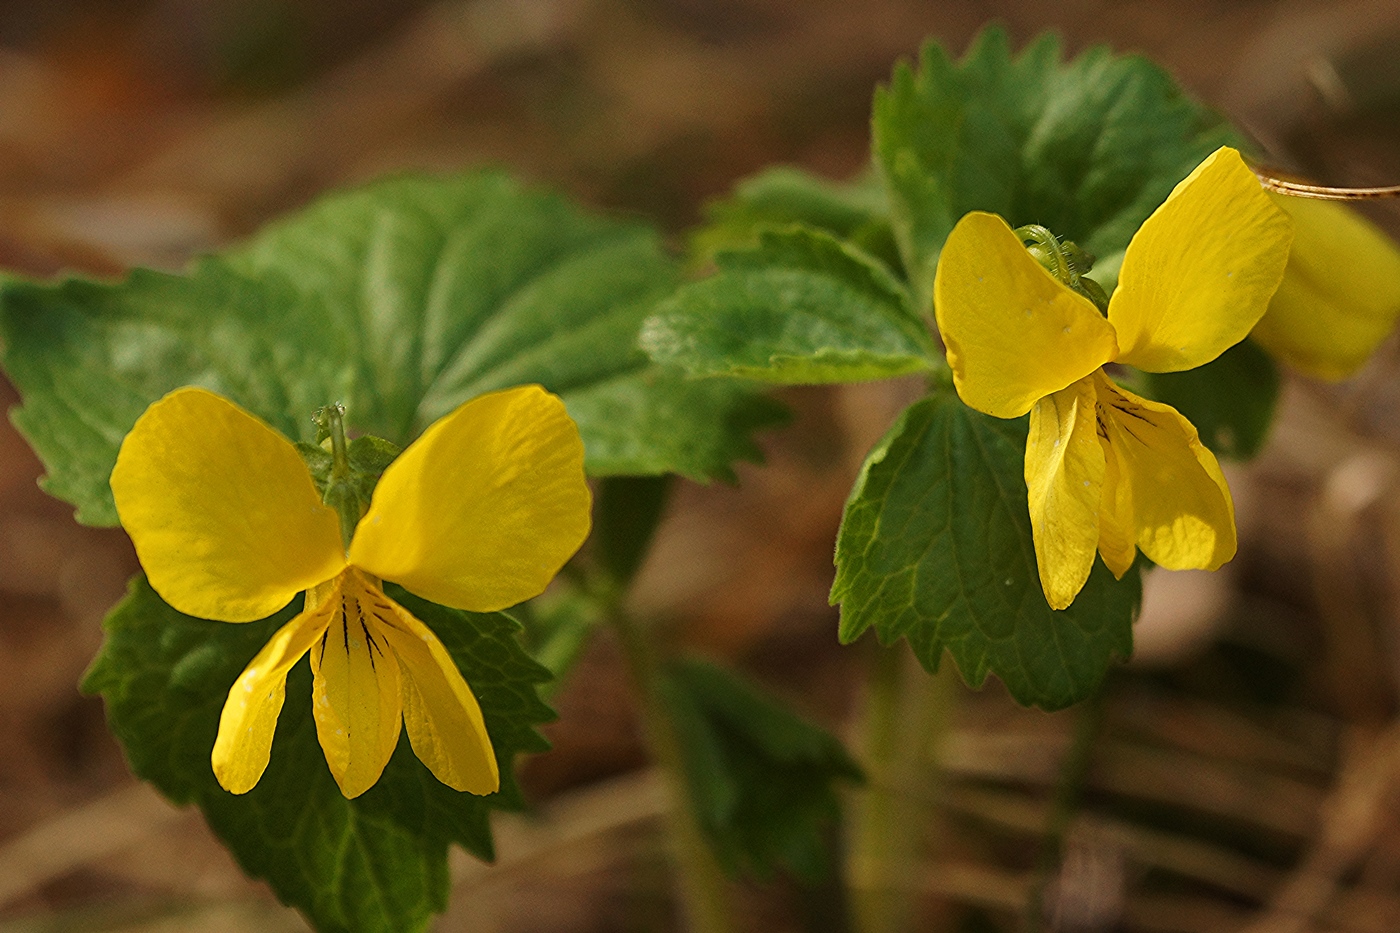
[
  {"xmin": 933, "ymin": 147, "xmax": 1294, "ymax": 610},
  {"xmin": 1250, "ymin": 194, "xmax": 1400, "ymax": 381},
  {"xmin": 109, "ymin": 384, "xmax": 591, "ymax": 799}
]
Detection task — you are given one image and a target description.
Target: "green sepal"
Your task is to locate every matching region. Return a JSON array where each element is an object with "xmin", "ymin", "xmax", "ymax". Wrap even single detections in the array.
[
  {"xmin": 1138, "ymin": 338, "xmax": 1279, "ymax": 460},
  {"xmin": 831, "ymin": 391, "xmax": 1140, "ymax": 710},
  {"xmin": 659, "ymin": 657, "xmax": 863, "ymax": 882},
  {"xmin": 873, "ymin": 26, "xmax": 1238, "ymax": 312},
  {"xmin": 297, "ymin": 434, "xmax": 403, "ymax": 512},
  {"xmin": 82, "ymin": 577, "xmax": 553, "ymax": 933},
  {"xmin": 642, "ymin": 226, "xmax": 937, "ymax": 384}
]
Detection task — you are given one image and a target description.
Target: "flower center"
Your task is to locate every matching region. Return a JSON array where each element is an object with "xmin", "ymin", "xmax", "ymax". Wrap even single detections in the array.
[{"xmin": 311, "ymin": 568, "xmax": 406, "ymax": 677}]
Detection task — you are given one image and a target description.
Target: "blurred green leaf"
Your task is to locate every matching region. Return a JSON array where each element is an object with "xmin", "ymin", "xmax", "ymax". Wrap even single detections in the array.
[
  {"xmin": 874, "ymin": 27, "xmax": 1237, "ymax": 311},
  {"xmin": 515, "ymin": 585, "xmax": 604, "ymax": 688},
  {"xmin": 0, "ymin": 172, "xmax": 778, "ymax": 526},
  {"xmin": 1139, "ymin": 338, "xmax": 1279, "ymax": 460},
  {"xmin": 642, "ymin": 226, "xmax": 936, "ymax": 384},
  {"xmin": 691, "ymin": 166, "xmax": 902, "ymax": 273},
  {"xmin": 831, "ymin": 392, "xmax": 1140, "ymax": 710},
  {"xmin": 594, "ymin": 474, "xmax": 673, "ymax": 586},
  {"xmin": 660, "ymin": 657, "xmax": 862, "ymax": 882},
  {"xmin": 555, "ymin": 369, "xmax": 787, "ymax": 484},
  {"xmin": 83, "ymin": 578, "xmax": 552, "ymax": 933}
]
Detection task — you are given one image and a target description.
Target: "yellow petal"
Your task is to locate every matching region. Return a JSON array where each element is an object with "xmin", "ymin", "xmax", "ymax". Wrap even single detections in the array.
[
  {"xmin": 211, "ymin": 592, "xmax": 336, "ymax": 794},
  {"xmin": 310, "ymin": 570, "xmax": 404, "ymax": 799},
  {"xmin": 933, "ymin": 211, "xmax": 1119, "ymax": 419},
  {"xmin": 374, "ymin": 595, "xmax": 499, "ymax": 795},
  {"xmin": 1095, "ymin": 417, "xmax": 1137, "ymax": 579},
  {"xmin": 1109, "ymin": 147, "xmax": 1294, "ymax": 373},
  {"xmin": 1093, "ymin": 373, "xmax": 1236, "ymax": 570},
  {"xmin": 349, "ymin": 385, "xmax": 592, "ymax": 612},
  {"xmin": 1250, "ymin": 194, "xmax": 1400, "ymax": 380},
  {"xmin": 110, "ymin": 387, "xmax": 346, "ymax": 622},
  {"xmin": 1026, "ymin": 378, "xmax": 1105, "ymax": 610}
]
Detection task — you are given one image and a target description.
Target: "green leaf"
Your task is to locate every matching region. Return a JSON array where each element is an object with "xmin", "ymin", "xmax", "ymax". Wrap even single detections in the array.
[
  {"xmin": 874, "ymin": 27, "xmax": 1238, "ymax": 310},
  {"xmin": 562, "ymin": 370, "xmax": 788, "ymax": 483},
  {"xmin": 520, "ymin": 476, "xmax": 674, "ymax": 688},
  {"xmin": 1138, "ymin": 338, "xmax": 1279, "ymax": 460},
  {"xmin": 0, "ymin": 172, "xmax": 777, "ymax": 527},
  {"xmin": 831, "ymin": 392, "xmax": 1140, "ymax": 710},
  {"xmin": 0, "ymin": 261, "xmax": 331, "ymax": 526},
  {"xmin": 594, "ymin": 474, "xmax": 673, "ymax": 586},
  {"xmin": 660, "ymin": 657, "xmax": 862, "ymax": 882},
  {"xmin": 82, "ymin": 577, "xmax": 552, "ymax": 933},
  {"xmin": 691, "ymin": 166, "xmax": 902, "ymax": 273},
  {"xmin": 641, "ymin": 227, "xmax": 937, "ymax": 384},
  {"xmin": 515, "ymin": 585, "xmax": 604, "ymax": 689}
]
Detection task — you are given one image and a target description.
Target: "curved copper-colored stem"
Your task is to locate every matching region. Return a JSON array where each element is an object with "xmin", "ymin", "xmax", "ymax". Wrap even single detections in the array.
[{"xmin": 1253, "ymin": 171, "xmax": 1400, "ymax": 201}]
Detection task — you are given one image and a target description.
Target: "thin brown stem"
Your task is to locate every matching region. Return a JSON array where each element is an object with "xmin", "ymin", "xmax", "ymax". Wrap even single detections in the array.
[{"xmin": 1253, "ymin": 174, "xmax": 1400, "ymax": 201}]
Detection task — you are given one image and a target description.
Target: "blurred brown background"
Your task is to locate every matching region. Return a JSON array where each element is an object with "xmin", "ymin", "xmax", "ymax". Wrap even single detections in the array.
[{"xmin": 1, "ymin": 0, "xmax": 1400, "ymax": 931}]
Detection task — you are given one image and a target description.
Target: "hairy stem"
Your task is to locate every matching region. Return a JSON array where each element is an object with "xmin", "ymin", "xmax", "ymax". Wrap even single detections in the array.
[
  {"xmin": 848, "ymin": 644, "xmax": 958, "ymax": 933},
  {"xmin": 610, "ymin": 604, "xmax": 734, "ymax": 933},
  {"xmin": 314, "ymin": 402, "xmax": 361, "ymax": 550},
  {"xmin": 1021, "ymin": 687, "xmax": 1106, "ymax": 933}
]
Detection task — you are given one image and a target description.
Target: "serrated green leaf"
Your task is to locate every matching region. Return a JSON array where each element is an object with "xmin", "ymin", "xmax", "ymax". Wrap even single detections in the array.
[
  {"xmin": 0, "ymin": 172, "xmax": 777, "ymax": 527},
  {"xmin": 831, "ymin": 392, "xmax": 1140, "ymax": 710},
  {"xmin": 82, "ymin": 577, "xmax": 551, "ymax": 933},
  {"xmin": 562, "ymin": 370, "xmax": 788, "ymax": 483},
  {"xmin": 691, "ymin": 166, "xmax": 902, "ymax": 273},
  {"xmin": 0, "ymin": 261, "xmax": 338, "ymax": 526},
  {"xmin": 660, "ymin": 657, "xmax": 862, "ymax": 882},
  {"xmin": 874, "ymin": 27, "xmax": 1238, "ymax": 311},
  {"xmin": 1138, "ymin": 338, "xmax": 1279, "ymax": 460},
  {"xmin": 641, "ymin": 227, "xmax": 937, "ymax": 384}
]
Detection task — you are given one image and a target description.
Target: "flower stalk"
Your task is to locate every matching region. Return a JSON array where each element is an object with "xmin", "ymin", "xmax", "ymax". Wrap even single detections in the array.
[
  {"xmin": 314, "ymin": 403, "xmax": 362, "ymax": 551},
  {"xmin": 609, "ymin": 599, "xmax": 735, "ymax": 933},
  {"xmin": 848, "ymin": 644, "xmax": 957, "ymax": 933}
]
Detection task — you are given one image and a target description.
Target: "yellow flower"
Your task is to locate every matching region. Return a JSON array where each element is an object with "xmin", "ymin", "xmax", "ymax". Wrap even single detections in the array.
[
  {"xmin": 1250, "ymin": 194, "xmax": 1400, "ymax": 381},
  {"xmin": 109, "ymin": 385, "xmax": 591, "ymax": 798},
  {"xmin": 933, "ymin": 147, "xmax": 1293, "ymax": 610}
]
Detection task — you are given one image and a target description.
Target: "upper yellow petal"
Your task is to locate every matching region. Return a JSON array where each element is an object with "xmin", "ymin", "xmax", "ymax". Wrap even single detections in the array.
[
  {"xmin": 1025, "ymin": 378, "xmax": 1106, "ymax": 610},
  {"xmin": 375, "ymin": 596, "xmax": 499, "ymax": 795},
  {"xmin": 1250, "ymin": 194, "xmax": 1400, "ymax": 380},
  {"xmin": 934, "ymin": 211, "xmax": 1119, "ymax": 419},
  {"xmin": 211, "ymin": 592, "xmax": 336, "ymax": 794},
  {"xmin": 1109, "ymin": 147, "xmax": 1294, "ymax": 373},
  {"xmin": 348, "ymin": 385, "xmax": 591, "ymax": 613},
  {"xmin": 110, "ymin": 388, "xmax": 347, "ymax": 622},
  {"xmin": 1093, "ymin": 374, "xmax": 1236, "ymax": 571},
  {"xmin": 309, "ymin": 569, "xmax": 404, "ymax": 799}
]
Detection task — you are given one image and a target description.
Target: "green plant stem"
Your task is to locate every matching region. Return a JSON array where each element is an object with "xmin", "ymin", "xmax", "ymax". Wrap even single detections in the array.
[
  {"xmin": 609, "ymin": 603, "xmax": 734, "ymax": 933},
  {"xmin": 1020, "ymin": 687, "xmax": 1107, "ymax": 933},
  {"xmin": 848, "ymin": 644, "xmax": 957, "ymax": 933},
  {"xmin": 315, "ymin": 402, "xmax": 361, "ymax": 550}
]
